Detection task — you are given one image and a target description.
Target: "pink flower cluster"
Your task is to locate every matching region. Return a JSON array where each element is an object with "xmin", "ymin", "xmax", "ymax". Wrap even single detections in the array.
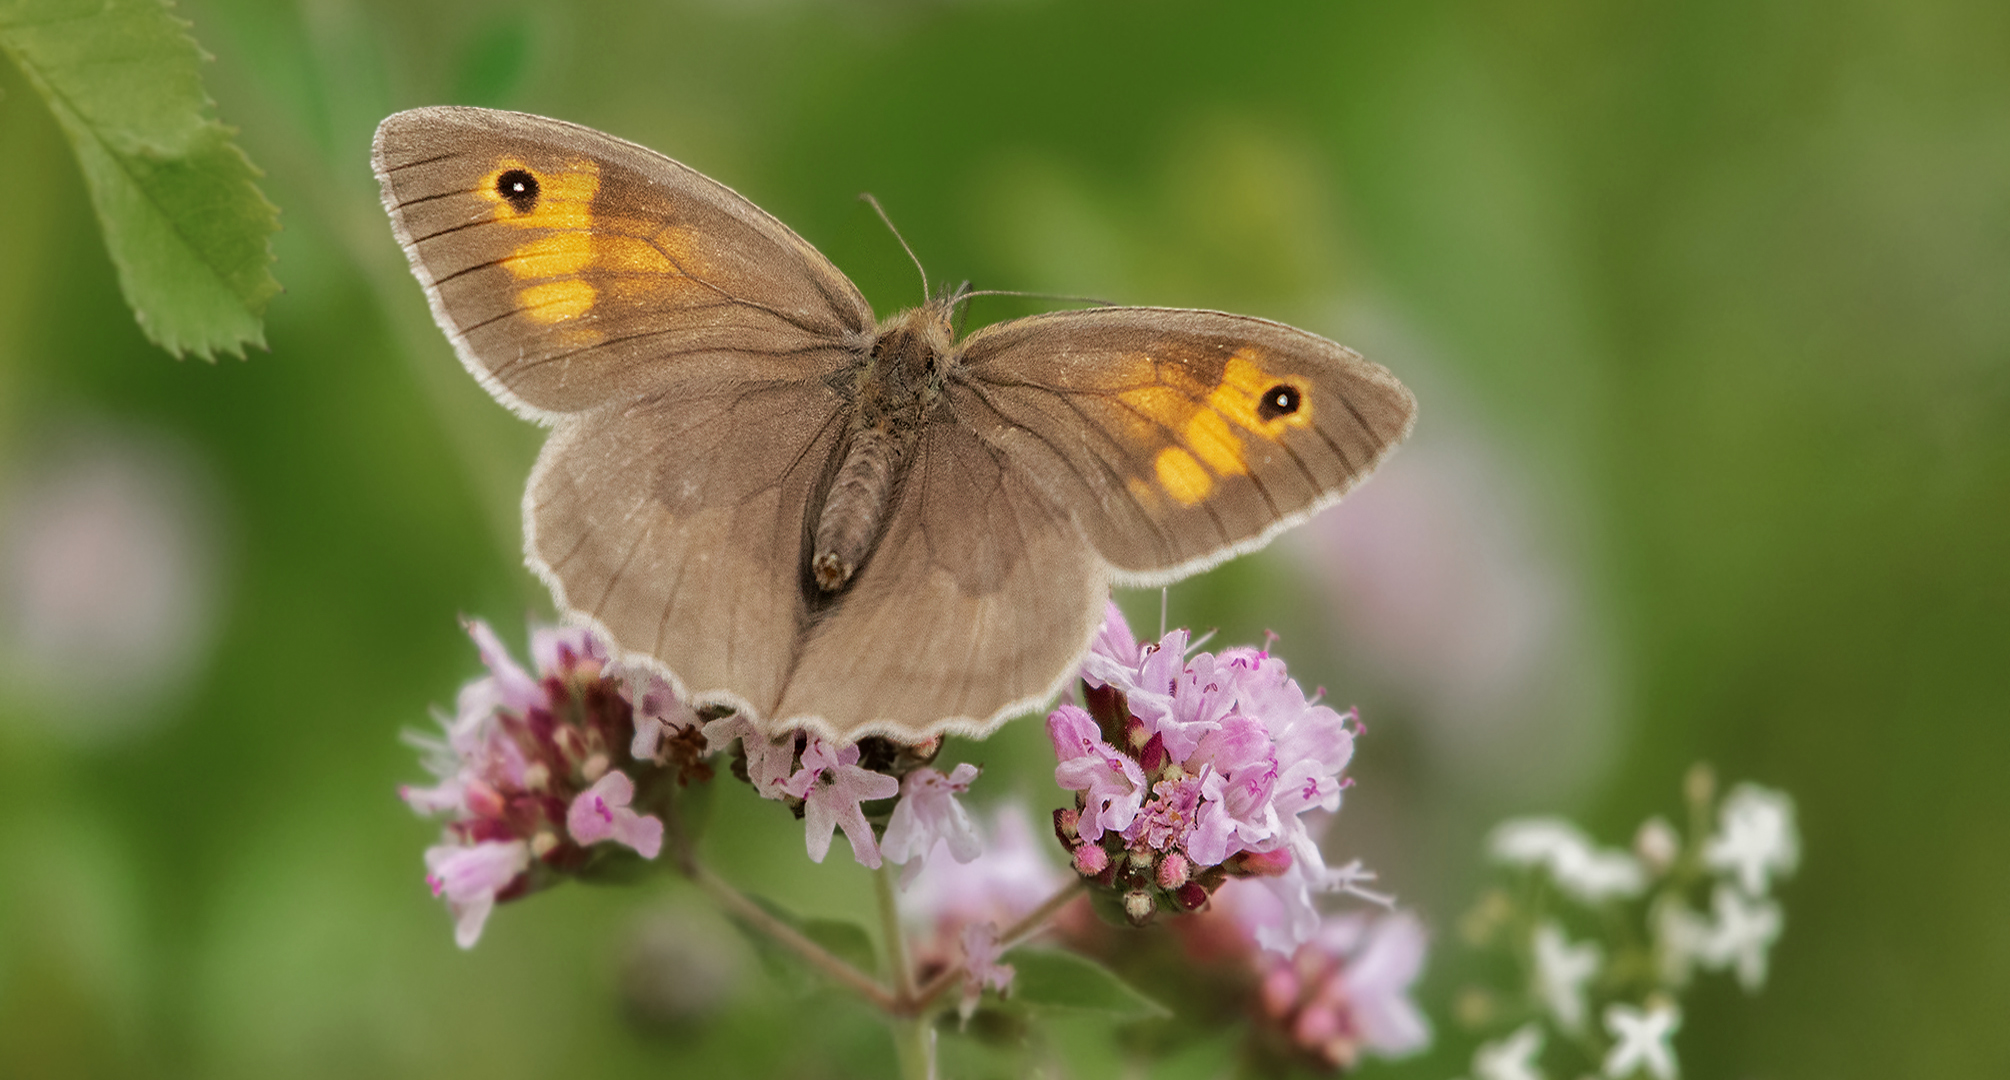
[
  {"xmin": 401, "ymin": 620, "xmax": 673, "ymax": 947},
  {"xmin": 407, "ymin": 622, "xmax": 991, "ymax": 948},
  {"xmin": 697, "ymin": 715, "xmax": 988, "ymax": 877},
  {"xmin": 901, "ymin": 803, "xmax": 1068, "ymax": 1018},
  {"xmin": 1200, "ymin": 880, "xmax": 1430, "ymax": 1070},
  {"xmin": 1048, "ymin": 603, "xmax": 1364, "ymax": 948}
]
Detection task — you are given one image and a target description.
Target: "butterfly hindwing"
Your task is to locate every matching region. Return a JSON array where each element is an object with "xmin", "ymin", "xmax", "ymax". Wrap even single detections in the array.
[
  {"xmin": 776, "ymin": 419, "xmax": 1109, "ymax": 739},
  {"xmin": 952, "ymin": 307, "xmax": 1416, "ymax": 583},
  {"xmin": 372, "ymin": 107, "xmax": 872, "ymax": 417},
  {"xmin": 525, "ymin": 381, "xmax": 848, "ymax": 720}
]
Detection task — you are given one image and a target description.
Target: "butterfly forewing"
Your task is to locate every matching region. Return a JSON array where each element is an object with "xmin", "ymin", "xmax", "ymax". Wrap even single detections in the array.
[
  {"xmin": 952, "ymin": 307, "xmax": 1417, "ymax": 583},
  {"xmin": 372, "ymin": 107, "xmax": 872, "ymax": 417}
]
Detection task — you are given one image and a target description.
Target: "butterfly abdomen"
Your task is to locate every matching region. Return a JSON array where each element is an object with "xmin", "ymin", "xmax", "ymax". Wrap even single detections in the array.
[
  {"xmin": 812, "ymin": 425, "xmax": 907, "ymax": 591},
  {"xmin": 809, "ymin": 303, "xmax": 957, "ymax": 592}
]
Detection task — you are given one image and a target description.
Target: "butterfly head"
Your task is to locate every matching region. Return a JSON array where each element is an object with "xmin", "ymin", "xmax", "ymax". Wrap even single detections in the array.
[{"xmin": 870, "ymin": 298, "xmax": 961, "ymax": 391}]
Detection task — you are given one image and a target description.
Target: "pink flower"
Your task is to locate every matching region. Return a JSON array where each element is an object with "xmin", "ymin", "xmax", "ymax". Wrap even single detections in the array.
[
  {"xmin": 1080, "ymin": 600, "xmax": 1147, "ymax": 691},
  {"xmin": 624, "ymin": 670, "xmax": 701, "ymax": 762},
  {"xmin": 1047, "ymin": 704, "xmax": 1146, "ymax": 842},
  {"xmin": 702, "ymin": 713, "xmax": 800, "ymax": 797},
  {"xmin": 1046, "ymin": 604, "xmax": 1367, "ymax": 945},
  {"xmin": 882, "ymin": 763, "xmax": 982, "ymax": 871},
  {"xmin": 1124, "ymin": 774, "xmax": 1205, "ymax": 853},
  {"xmin": 788, "ymin": 736, "xmax": 900, "ymax": 868},
  {"xmin": 959, "ymin": 922, "xmax": 1014, "ymax": 1020},
  {"xmin": 403, "ymin": 619, "xmax": 668, "ymax": 946},
  {"xmin": 464, "ymin": 618, "xmax": 548, "ymax": 716},
  {"xmin": 424, "ymin": 839, "xmax": 532, "ymax": 948},
  {"xmin": 904, "ymin": 804, "xmax": 1069, "ymax": 975},
  {"xmin": 566, "ymin": 771, "xmax": 664, "ymax": 858},
  {"xmin": 1207, "ymin": 880, "xmax": 1431, "ymax": 1066}
]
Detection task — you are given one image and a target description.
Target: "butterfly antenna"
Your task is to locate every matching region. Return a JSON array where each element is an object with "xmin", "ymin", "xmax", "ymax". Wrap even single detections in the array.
[
  {"xmin": 1160, "ymin": 587, "xmax": 1169, "ymax": 638},
  {"xmin": 961, "ymin": 288, "xmax": 1118, "ymax": 308},
  {"xmin": 859, "ymin": 192, "xmax": 929, "ymax": 302},
  {"xmin": 951, "ymin": 280, "xmax": 974, "ymax": 335}
]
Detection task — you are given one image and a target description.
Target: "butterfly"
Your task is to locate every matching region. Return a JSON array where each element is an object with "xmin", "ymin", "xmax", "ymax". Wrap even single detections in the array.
[{"xmin": 372, "ymin": 107, "xmax": 1415, "ymax": 743}]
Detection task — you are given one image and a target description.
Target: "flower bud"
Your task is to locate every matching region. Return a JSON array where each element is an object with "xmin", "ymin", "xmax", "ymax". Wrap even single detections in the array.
[
  {"xmin": 1260, "ymin": 964, "xmax": 1301, "ymax": 1016},
  {"xmin": 1053, "ymin": 806, "xmax": 1080, "ymax": 844},
  {"xmin": 1157, "ymin": 852, "xmax": 1191, "ymax": 889},
  {"xmin": 1634, "ymin": 815, "xmax": 1680, "ymax": 874},
  {"xmin": 1139, "ymin": 731, "xmax": 1168, "ymax": 773},
  {"xmin": 1229, "ymin": 847, "xmax": 1294, "ymax": 877},
  {"xmin": 1122, "ymin": 889, "xmax": 1156, "ymax": 927},
  {"xmin": 1073, "ymin": 843, "xmax": 1110, "ymax": 876}
]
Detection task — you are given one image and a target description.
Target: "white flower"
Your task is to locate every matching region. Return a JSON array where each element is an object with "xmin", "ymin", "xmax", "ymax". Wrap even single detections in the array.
[
  {"xmin": 1703, "ymin": 784, "xmax": 1799, "ymax": 896},
  {"xmin": 1651, "ymin": 898, "xmax": 1714, "ymax": 987},
  {"xmin": 1601, "ymin": 1001, "xmax": 1680, "ymax": 1079},
  {"xmin": 1491, "ymin": 817, "xmax": 1645, "ymax": 903},
  {"xmin": 1472, "ymin": 1022, "xmax": 1546, "ymax": 1080},
  {"xmin": 786, "ymin": 736, "xmax": 900, "ymax": 868},
  {"xmin": 1701, "ymin": 884, "xmax": 1783, "ymax": 992},
  {"xmin": 1532, "ymin": 921, "xmax": 1602, "ymax": 1032}
]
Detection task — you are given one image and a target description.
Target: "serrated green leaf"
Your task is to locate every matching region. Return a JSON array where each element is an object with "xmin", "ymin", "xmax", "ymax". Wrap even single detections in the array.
[
  {"xmin": 0, "ymin": 0, "xmax": 280, "ymax": 359},
  {"xmin": 1006, "ymin": 948, "xmax": 1171, "ymax": 1019}
]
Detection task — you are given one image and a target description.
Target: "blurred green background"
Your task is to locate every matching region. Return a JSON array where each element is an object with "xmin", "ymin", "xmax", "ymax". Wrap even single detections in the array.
[{"xmin": 2, "ymin": 0, "xmax": 2006, "ymax": 1076}]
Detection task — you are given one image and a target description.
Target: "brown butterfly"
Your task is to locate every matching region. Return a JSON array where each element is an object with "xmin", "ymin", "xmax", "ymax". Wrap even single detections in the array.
[{"xmin": 372, "ymin": 107, "xmax": 1415, "ymax": 743}]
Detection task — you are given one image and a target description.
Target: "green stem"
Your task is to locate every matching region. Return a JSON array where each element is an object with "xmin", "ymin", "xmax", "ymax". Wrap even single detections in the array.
[
  {"xmin": 876, "ymin": 863, "xmax": 935, "ymax": 1079},
  {"xmin": 876, "ymin": 862, "xmax": 918, "ymax": 1001},
  {"xmin": 890, "ymin": 1013, "xmax": 936, "ymax": 1080},
  {"xmin": 691, "ymin": 863, "xmax": 898, "ymax": 1012}
]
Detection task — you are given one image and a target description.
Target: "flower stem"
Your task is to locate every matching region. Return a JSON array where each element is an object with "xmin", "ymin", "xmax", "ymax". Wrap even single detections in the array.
[
  {"xmin": 889, "ymin": 1013, "xmax": 936, "ymax": 1080},
  {"xmin": 659, "ymin": 772, "xmax": 897, "ymax": 1010},
  {"xmin": 875, "ymin": 863, "xmax": 937, "ymax": 1079},
  {"xmin": 876, "ymin": 862, "xmax": 918, "ymax": 1001},
  {"xmin": 911, "ymin": 878, "xmax": 1088, "ymax": 1008},
  {"xmin": 690, "ymin": 863, "xmax": 898, "ymax": 1012}
]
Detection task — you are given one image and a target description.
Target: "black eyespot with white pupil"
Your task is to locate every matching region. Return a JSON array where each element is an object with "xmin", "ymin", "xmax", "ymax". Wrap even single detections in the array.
[
  {"xmin": 1258, "ymin": 384, "xmax": 1302, "ymax": 421},
  {"xmin": 496, "ymin": 169, "xmax": 539, "ymax": 213}
]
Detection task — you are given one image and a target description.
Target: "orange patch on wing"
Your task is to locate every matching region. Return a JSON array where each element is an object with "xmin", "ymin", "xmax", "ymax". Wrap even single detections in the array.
[
  {"xmin": 1181, "ymin": 409, "xmax": 1247, "ymax": 476},
  {"xmin": 1116, "ymin": 383, "xmax": 1198, "ymax": 432},
  {"xmin": 479, "ymin": 159, "xmax": 602, "ymax": 230},
  {"xmin": 518, "ymin": 279, "xmax": 597, "ymax": 323},
  {"xmin": 1209, "ymin": 349, "xmax": 1312, "ymax": 438},
  {"xmin": 1154, "ymin": 447, "xmax": 1213, "ymax": 506},
  {"xmin": 503, "ymin": 233, "xmax": 593, "ymax": 279}
]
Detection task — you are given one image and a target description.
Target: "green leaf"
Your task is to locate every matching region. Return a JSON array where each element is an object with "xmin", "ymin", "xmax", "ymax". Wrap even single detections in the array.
[
  {"xmin": 0, "ymin": 0, "xmax": 280, "ymax": 359},
  {"xmin": 730, "ymin": 893, "xmax": 879, "ymax": 995},
  {"xmin": 1005, "ymin": 948, "xmax": 1171, "ymax": 1019}
]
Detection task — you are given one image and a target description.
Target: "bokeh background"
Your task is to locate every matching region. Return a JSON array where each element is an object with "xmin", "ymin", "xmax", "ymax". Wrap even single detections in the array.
[{"xmin": 2, "ymin": 0, "xmax": 2006, "ymax": 1076}]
